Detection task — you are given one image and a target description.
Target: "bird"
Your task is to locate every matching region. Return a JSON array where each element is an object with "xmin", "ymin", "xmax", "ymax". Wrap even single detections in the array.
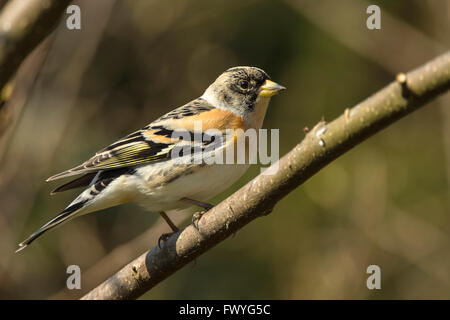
[{"xmin": 16, "ymin": 66, "xmax": 285, "ymax": 252}]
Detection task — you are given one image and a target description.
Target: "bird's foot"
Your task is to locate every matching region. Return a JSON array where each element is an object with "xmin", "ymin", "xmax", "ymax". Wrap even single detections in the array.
[
  {"xmin": 192, "ymin": 208, "xmax": 211, "ymax": 230},
  {"xmin": 158, "ymin": 230, "xmax": 178, "ymax": 249}
]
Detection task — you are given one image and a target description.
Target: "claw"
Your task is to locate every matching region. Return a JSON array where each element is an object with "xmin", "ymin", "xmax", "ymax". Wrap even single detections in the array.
[
  {"xmin": 192, "ymin": 210, "xmax": 207, "ymax": 230},
  {"xmin": 158, "ymin": 231, "xmax": 177, "ymax": 249}
]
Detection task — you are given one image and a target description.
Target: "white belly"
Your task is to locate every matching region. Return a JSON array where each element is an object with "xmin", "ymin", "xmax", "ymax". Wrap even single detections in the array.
[{"xmin": 132, "ymin": 161, "xmax": 250, "ymax": 212}]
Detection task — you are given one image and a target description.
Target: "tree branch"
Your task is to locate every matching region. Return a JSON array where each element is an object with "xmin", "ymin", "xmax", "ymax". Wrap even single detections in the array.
[
  {"xmin": 0, "ymin": 0, "xmax": 71, "ymax": 91},
  {"xmin": 82, "ymin": 51, "xmax": 450, "ymax": 300}
]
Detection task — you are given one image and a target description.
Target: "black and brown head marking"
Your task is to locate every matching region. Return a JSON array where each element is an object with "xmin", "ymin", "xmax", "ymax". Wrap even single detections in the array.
[{"xmin": 203, "ymin": 66, "xmax": 271, "ymax": 115}]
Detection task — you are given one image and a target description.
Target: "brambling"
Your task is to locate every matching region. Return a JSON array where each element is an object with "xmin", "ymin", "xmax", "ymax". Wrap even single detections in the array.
[{"xmin": 16, "ymin": 66, "xmax": 285, "ymax": 252}]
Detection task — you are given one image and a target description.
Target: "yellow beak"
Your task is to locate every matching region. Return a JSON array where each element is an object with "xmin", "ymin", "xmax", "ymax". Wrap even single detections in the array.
[{"xmin": 258, "ymin": 79, "xmax": 286, "ymax": 97}]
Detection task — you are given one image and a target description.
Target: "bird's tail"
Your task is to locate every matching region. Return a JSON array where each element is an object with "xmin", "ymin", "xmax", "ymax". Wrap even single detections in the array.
[{"xmin": 15, "ymin": 200, "xmax": 88, "ymax": 253}]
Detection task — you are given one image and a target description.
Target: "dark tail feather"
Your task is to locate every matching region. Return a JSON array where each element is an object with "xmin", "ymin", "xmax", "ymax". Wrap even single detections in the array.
[
  {"xmin": 15, "ymin": 200, "xmax": 87, "ymax": 253},
  {"xmin": 50, "ymin": 172, "xmax": 97, "ymax": 195}
]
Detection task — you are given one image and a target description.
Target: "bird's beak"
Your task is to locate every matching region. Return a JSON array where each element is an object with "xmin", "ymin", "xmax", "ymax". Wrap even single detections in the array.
[{"xmin": 258, "ymin": 79, "xmax": 286, "ymax": 97}]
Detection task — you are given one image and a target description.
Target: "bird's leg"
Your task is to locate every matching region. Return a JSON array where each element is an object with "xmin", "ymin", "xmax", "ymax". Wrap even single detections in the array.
[
  {"xmin": 158, "ymin": 211, "xmax": 179, "ymax": 248},
  {"xmin": 159, "ymin": 211, "xmax": 179, "ymax": 232},
  {"xmin": 180, "ymin": 197, "xmax": 214, "ymax": 210},
  {"xmin": 180, "ymin": 197, "xmax": 214, "ymax": 229}
]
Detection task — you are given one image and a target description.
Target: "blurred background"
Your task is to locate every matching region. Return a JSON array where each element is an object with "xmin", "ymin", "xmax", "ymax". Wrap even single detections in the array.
[{"xmin": 0, "ymin": 0, "xmax": 449, "ymax": 299}]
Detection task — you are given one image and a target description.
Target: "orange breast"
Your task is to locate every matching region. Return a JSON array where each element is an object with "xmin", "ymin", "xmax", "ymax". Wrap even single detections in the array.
[{"xmin": 166, "ymin": 108, "xmax": 247, "ymax": 131}]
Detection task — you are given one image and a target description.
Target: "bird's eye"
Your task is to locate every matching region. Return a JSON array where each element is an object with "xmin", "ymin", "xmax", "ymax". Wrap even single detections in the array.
[{"xmin": 239, "ymin": 80, "xmax": 249, "ymax": 89}]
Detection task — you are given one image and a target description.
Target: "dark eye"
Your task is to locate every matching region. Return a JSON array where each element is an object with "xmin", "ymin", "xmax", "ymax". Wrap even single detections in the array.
[{"xmin": 239, "ymin": 80, "xmax": 249, "ymax": 89}]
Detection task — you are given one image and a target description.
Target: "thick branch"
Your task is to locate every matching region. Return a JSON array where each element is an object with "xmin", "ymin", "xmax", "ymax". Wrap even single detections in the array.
[
  {"xmin": 82, "ymin": 51, "xmax": 450, "ymax": 300},
  {"xmin": 0, "ymin": 0, "xmax": 72, "ymax": 90}
]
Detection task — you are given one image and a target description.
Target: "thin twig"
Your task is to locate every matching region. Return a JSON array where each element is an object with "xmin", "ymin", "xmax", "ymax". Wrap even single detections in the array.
[
  {"xmin": 0, "ymin": 0, "xmax": 71, "ymax": 139},
  {"xmin": 0, "ymin": 0, "xmax": 72, "ymax": 90}
]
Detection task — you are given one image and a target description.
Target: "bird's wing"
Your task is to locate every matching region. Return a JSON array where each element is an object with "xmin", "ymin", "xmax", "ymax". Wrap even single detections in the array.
[
  {"xmin": 46, "ymin": 99, "xmax": 222, "ymax": 181},
  {"xmin": 47, "ymin": 129, "xmax": 177, "ymax": 181}
]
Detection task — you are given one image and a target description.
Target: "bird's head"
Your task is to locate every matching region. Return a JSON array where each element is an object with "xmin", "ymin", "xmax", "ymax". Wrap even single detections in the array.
[{"xmin": 202, "ymin": 66, "xmax": 285, "ymax": 118}]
